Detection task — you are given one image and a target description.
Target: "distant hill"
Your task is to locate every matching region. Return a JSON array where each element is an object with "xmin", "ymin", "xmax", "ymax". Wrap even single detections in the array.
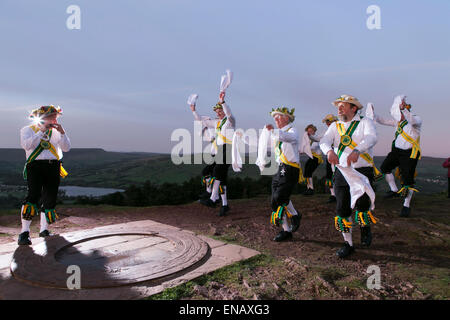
[{"xmin": 0, "ymin": 148, "xmax": 447, "ymax": 193}]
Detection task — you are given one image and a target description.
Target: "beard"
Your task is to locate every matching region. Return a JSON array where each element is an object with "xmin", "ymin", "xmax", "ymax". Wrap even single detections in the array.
[{"xmin": 338, "ymin": 114, "xmax": 348, "ymax": 122}]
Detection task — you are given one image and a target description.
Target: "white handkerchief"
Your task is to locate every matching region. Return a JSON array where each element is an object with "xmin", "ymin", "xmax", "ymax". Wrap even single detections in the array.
[
  {"xmin": 366, "ymin": 103, "xmax": 374, "ymax": 120},
  {"xmin": 336, "ymin": 165, "xmax": 375, "ymax": 210},
  {"xmin": 390, "ymin": 95, "xmax": 406, "ymax": 122},
  {"xmin": 187, "ymin": 94, "xmax": 198, "ymax": 105},
  {"xmin": 220, "ymin": 69, "xmax": 233, "ymax": 92}
]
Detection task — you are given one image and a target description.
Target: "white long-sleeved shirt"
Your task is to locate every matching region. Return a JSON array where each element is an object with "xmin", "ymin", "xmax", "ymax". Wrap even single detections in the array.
[
  {"xmin": 320, "ymin": 114, "xmax": 377, "ymax": 168},
  {"xmin": 374, "ymin": 109, "xmax": 422, "ymax": 151},
  {"xmin": 192, "ymin": 102, "xmax": 235, "ymax": 153},
  {"xmin": 272, "ymin": 124, "xmax": 300, "ymax": 165},
  {"xmin": 20, "ymin": 125, "xmax": 71, "ymax": 160}
]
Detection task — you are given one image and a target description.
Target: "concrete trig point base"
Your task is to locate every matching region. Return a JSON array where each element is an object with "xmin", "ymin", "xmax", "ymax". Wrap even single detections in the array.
[{"xmin": 0, "ymin": 220, "xmax": 259, "ymax": 299}]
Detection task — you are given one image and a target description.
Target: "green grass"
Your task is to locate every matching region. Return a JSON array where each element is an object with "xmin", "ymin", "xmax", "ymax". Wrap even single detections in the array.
[
  {"xmin": 394, "ymin": 264, "xmax": 449, "ymax": 299},
  {"xmin": 147, "ymin": 254, "xmax": 276, "ymax": 300}
]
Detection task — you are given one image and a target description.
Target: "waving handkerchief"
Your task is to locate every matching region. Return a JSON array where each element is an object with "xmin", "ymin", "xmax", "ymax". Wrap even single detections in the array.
[
  {"xmin": 390, "ymin": 94, "xmax": 406, "ymax": 122},
  {"xmin": 336, "ymin": 165, "xmax": 375, "ymax": 210},
  {"xmin": 187, "ymin": 94, "xmax": 198, "ymax": 105},
  {"xmin": 366, "ymin": 102, "xmax": 374, "ymax": 120},
  {"xmin": 299, "ymin": 131, "xmax": 313, "ymax": 159},
  {"xmin": 220, "ymin": 69, "xmax": 233, "ymax": 92}
]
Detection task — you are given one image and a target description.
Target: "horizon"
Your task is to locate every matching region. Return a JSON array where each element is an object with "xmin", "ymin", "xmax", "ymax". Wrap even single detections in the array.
[
  {"xmin": 1, "ymin": 1, "xmax": 449, "ymax": 157},
  {"xmin": 0, "ymin": 147, "xmax": 447, "ymax": 160}
]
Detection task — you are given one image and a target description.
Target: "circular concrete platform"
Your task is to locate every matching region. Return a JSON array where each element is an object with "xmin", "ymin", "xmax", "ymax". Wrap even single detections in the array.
[{"xmin": 10, "ymin": 226, "xmax": 209, "ymax": 289}]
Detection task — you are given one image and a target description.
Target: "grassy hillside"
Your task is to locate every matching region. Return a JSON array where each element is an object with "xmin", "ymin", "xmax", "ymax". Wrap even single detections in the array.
[{"xmin": 0, "ymin": 148, "xmax": 447, "ymax": 193}]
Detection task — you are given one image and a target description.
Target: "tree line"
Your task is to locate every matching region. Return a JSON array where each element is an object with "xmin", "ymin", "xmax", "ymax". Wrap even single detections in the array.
[{"xmin": 74, "ymin": 175, "xmax": 329, "ymax": 207}]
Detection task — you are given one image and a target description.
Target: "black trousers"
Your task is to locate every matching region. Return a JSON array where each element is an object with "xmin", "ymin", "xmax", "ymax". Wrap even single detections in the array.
[
  {"xmin": 24, "ymin": 160, "xmax": 61, "ymax": 211},
  {"xmin": 271, "ymin": 163, "xmax": 299, "ymax": 211},
  {"xmin": 202, "ymin": 144, "xmax": 231, "ymax": 185},
  {"xmin": 304, "ymin": 157, "xmax": 319, "ymax": 178},
  {"xmin": 325, "ymin": 159, "xmax": 333, "ymax": 180},
  {"xmin": 380, "ymin": 147, "xmax": 419, "ymax": 186},
  {"xmin": 333, "ymin": 166, "xmax": 374, "ymax": 218}
]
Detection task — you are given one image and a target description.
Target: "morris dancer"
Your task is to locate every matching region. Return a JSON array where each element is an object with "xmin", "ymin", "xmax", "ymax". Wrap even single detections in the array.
[
  {"xmin": 320, "ymin": 95, "xmax": 378, "ymax": 258},
  {"xmin": 190, "ymin": 91, "xmax": 234, "ymax": 216},
  {"xmin": 18, "ymin": 105, "xmax": 71, "ymax": 245},
  {"xmin": 300, "ymin": 124, "xmax": 323, "ymax": 196},
  {"xmin": 322, "ymin": 114, "xmax": 338, "ymax": 203},
  {"xmin": 265, "ymin": 107, "xmax": 302, "ymax": 242},
  {"xmin": 372, "ymin": 95, "xmax": 422, "ymax": 217}
]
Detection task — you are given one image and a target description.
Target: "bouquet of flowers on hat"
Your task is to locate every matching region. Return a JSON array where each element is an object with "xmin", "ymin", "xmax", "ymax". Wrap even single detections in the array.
[{"xmin": 220, "ymin": 69, "xmax": 233, "ymax": 92}]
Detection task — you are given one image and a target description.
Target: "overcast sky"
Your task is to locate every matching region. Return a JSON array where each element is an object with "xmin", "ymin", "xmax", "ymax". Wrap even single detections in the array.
[{"xmin": 1, "ymin": 0, "xmax": 449, "ymax": 157}]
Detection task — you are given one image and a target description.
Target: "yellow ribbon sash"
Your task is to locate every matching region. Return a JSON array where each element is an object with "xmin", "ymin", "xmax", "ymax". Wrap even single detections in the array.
[
  {"xmin": 336, "ymin": 122, "xmax": 382, "ymax": 178},
  {"xmin": 28, "ymin": 126, "xmax": 69, "ymax": 178},
  {"xmin": 397, "ymin": 126, "xmax": 421, "ymax": 159}
]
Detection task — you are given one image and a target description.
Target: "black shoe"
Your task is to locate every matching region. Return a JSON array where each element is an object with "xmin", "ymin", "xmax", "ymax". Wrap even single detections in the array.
[
  {"xmin": 360, "ymin": 226, "xmax": 372, "ymax": 247},
  {"xmin": 219, "ymin": 205, "xmax": 230, "ymax": 217},
  {"xmin": 336, "ymin": 242, "xmax": 355, "ymax": 258},
  {"xmin": 327, "ymin": 195, "xmax": 336, "ymax": 203},
  {"xmin": 200, "ymin": 198, "xmax": 216, "ymax": 208},
  {"xmin": 400, "ymin": 206, "xmax": 410, "ymax": 217},
  {"xmin": 273, "ymin": 231, "xmax": 292, "ymax": 242},
  {"xmin": 198, "ymin": 191, "xmax": 211, "ymax": 200},
  {"xmin": 384, "ymin": 191, "xmax": 400, "ymax": 199},
  {"xmin": 291, "ymin": 214, "xmax": 302, "ymax": 232},
  {"xmin": 39, "ymin": 230, "xmax": 51, "ymax": 238},
  {"xmin": 303, "ymin": 188, "xmax": 314, "ymax": 196},
  {"xmin": 18, "ymin": 231, "xmax": 32, "ymax": 246}
]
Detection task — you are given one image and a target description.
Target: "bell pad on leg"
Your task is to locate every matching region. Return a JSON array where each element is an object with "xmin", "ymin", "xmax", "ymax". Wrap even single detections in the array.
[
  {"xmin": 334, "ymin": 216, "xmax": 352, "ymax": 233},
  {"xmin": 355, "ymin": 211, "xmax": 378, "ymax": 227},
  {"xmin": 271, "ymin": 205, "xmax": 288, "ymax": 226},
  {"xmin": 44, "ymin": 209, "xmax": 59, "ymax": 224},
  {"xmin": 397, "ymin": 185, "xmax": 419, "ymax": 197},
  {"xmin": 21, "ymin": 202, "xmax": 38, "ymax": 221}
]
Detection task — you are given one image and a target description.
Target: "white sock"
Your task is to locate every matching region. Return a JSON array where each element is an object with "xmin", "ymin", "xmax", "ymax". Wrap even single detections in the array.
[
  {"xmin": 330, "ymin": 187, "xmax": 335, "ymax": 196},
  {"xmin": 221, "ymin": 186, "xmax": 228, "ymax": 206},
  {"xmin": 403, "ymin": 189, "xmax": 414, "ymax": 207},
  {"xmin": 286, "ymin": 200, "xmax": 298, "ymax": 216},
  {"xmin": 210, "ymin": 180, "xmax": 221, "ymax": 202},
  {"xmin": 307, "ymin": 178, "xmax": 313, "ymax": 189},
  {"xmin": 281, "ymin": 214, "xmax": 292, "ymax": 232},
  {"xmin": 385, "ymin": 173, "xmax": 398, "ymax": 192},
  {"xmin": 21, "ymin": 219, "xmax": 32, "ymax": 233},
  {"xmin": 40, "ymin": 212, "xmax": 49, "ymax": 232},
  {"xmin": 342, "ymin": 232, "xmax": 353, "ymax": 247},
  {"xmin": 342, "ymin": 217, "xmax": 353, "ymax": 246}
]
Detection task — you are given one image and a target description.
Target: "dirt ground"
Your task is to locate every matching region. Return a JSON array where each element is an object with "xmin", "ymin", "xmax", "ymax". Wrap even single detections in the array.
[{"xmin": 0, "ymin": 192, "xmax": 449, "ymax": 300}]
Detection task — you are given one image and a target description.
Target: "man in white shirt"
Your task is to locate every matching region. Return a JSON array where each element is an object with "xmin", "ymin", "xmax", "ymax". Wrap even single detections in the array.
[
  {"xmin": 18, "ymin": 106, "xmax": 71, "ymax": 245},
  {"xmin": 302, "ymin": 124, "xmax": 323, "ymax": 196},
  {"xmin": 374, "ymin": 95, "xmax": 422, "ymax": 217},
  {"xmin": 320, "ymin": 95, "xmax": 378, "ymax": 258},
  {"xmin": 266, "ymin": 107, "xmax": 302, "ymax": 242},
  {"xmin": 190, "ymin": 91, "xmax": 234, "ymax": 216},
  {"xmin": 322, "ymin": 114, "xmax": 338, "ymax": 203}
]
